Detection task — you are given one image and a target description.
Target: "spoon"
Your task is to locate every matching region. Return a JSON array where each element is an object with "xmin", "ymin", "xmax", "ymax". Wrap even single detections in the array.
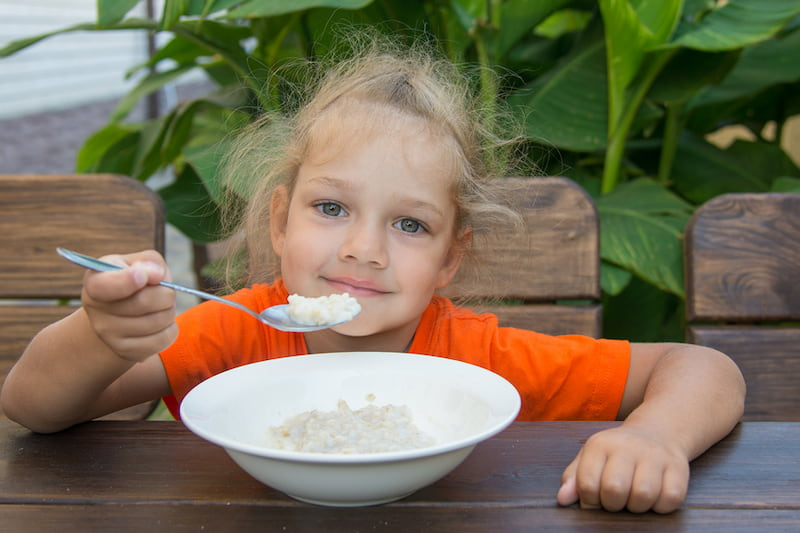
[{"xmin": 56, "ymin": 248, "xmax": 358, "ymax": 332}]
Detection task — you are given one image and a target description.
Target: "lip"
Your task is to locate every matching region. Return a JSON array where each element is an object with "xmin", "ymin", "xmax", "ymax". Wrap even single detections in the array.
[{"xmin": 324, "ymin": 277, "xmax": 388, "ymax": 297}]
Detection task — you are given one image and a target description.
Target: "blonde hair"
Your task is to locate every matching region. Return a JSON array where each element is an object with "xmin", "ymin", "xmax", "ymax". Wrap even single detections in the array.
[{"xmin": 221, "ymin": 33, "xmax": 526, "ymax": 293}]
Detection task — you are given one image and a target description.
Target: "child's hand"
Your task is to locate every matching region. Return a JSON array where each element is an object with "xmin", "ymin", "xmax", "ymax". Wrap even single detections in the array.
[
  {"xmin": 81, "ymin": 250, "xmax": 178, "ymax": 362},
  {"xmin": 556, "ymin": 425, "xmax": 690, "ymax": 513}
]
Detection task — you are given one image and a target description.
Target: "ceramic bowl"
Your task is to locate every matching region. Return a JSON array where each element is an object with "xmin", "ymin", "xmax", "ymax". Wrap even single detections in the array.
[{"xmin": 180, "ymin": 352, "xmax": 521, "ymax": 507}]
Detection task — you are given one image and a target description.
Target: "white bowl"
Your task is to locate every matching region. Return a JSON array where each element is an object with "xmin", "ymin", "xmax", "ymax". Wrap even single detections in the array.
[{"xmin": 180, "ymin": 352, "xmax": 521, "ymax": 507}]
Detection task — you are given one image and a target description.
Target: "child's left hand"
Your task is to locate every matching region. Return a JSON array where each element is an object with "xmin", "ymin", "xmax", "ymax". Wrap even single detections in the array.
[{"xmin": 556, "ymin": 424, "xmax": 690, "ymax": 513}]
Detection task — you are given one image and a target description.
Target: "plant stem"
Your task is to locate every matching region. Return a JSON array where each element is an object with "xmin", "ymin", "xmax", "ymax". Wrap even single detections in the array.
[
  {"xmin": 601, "ymin": 49, "xmax": 677, "ymax": 194},
  {"xmin": 657, "ymin": 100, "xmax": 684, "ymax": 185}
]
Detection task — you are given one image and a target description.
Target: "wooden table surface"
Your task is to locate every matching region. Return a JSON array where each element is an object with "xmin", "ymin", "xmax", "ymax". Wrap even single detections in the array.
[{"xmin": 1, "ymin": 420, "xmax": 798, "ymax": 532}]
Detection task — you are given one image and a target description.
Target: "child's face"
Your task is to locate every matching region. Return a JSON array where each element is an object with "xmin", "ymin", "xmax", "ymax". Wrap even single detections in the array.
[{"xmin": 271, "ymin": 108, "xmax": 464, "ymax": 343}]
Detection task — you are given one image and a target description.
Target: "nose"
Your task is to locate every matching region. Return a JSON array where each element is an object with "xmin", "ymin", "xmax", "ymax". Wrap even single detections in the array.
[{"xmin": 338, "ymin": 220, "xmax": 389, "ymax": 268}]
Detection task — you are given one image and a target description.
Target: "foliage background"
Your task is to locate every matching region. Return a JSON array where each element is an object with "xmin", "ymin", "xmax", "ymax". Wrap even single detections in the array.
[{"xmin": 3, "ymin": 0, "xmax": 800, "ymax": 341}]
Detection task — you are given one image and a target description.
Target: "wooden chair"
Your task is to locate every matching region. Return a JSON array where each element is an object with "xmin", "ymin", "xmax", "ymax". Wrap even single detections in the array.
[
  {"xmin": 0, "ymin": 174, "xmax": 165, "ymax": 421},
  {"xmin": 444, "ymin": 177, "xmax": 601, "ymax": 337},
  {"xmin": 685, "ymin": 192, "xmax": 800, "ymax": 421}
]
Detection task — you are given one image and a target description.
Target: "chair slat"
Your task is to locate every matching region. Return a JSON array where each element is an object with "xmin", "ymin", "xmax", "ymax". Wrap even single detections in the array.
[
  {"xmin": 685, "ymin": 192, "xmax": 800, "ymax": 421},
  {"xmin": 688, "ymin": 326, "xmax": 800, "ymax": 421},
  {"xmin": 0, "ymin": 174, "xmax": 164, "ymax": 299},
  {"xmin": 685, "ymin": 193, "xmax": 800, "ymax": 322},
  {"xmin": 0, "ymin": 174, "xmax": 164, "ymax": 421}
]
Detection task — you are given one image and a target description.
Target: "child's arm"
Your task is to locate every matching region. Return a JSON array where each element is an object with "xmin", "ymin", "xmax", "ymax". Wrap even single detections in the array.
[
  {"xmin": 0, "ymin": 251, "xmax": 176, "ymax": 433},
  {"xmin": 556, "ymin": 342, "xmax": 745, "ymax": 513}
]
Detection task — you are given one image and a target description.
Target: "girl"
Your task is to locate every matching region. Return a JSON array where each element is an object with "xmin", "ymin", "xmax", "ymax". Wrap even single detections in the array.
[{"xmin": 1, "ymin": 39, "xmax": 745, "ymax": 514}]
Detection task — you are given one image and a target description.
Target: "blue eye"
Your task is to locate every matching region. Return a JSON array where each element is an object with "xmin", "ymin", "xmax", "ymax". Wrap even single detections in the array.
[
  {"xmin": 317, "ymin": 202, "xmax": 344, "ymax": 217},
  {"xmin": 396, "ymin": 218, "xmax": 423, "ymax": 233}
]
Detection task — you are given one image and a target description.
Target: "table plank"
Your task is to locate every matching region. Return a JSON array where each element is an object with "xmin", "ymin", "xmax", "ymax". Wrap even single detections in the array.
[
  {"xmin": 1, "ymin": 504, "xmax": 800, "ymax": 533},
  {"xmin": 2, "ymin": 420, "xmax": 799, "ymax": 532}
]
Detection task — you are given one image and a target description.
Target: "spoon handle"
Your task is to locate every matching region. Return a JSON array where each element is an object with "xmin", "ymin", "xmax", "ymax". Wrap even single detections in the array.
[{"xmin": 55, "ymin": 248, "xmax": 263, "ymax": 321}]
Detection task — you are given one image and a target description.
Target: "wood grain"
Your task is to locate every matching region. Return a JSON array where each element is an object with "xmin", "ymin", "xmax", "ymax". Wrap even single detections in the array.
[
  {"xmin": 0, "ymin": 174, "xmax": 164, "ymax": 299},
  {"xmin": 0, "ymin": 174, "xmax": 164, "ymax": 420},
  {"xmin": 1, "ymin": 420, "xmax": 798, "ymax": 532},
  {"xmin": 447, "ymin": 176, "xmax": 601, "ymax": 337},
  {"xmin": 688, "ymin": 326, "xmax": 800, "ymax": 421},
  {"xmin": 685, "ymin": 193, "xmax": 800, "ymax": 322},
  {"xmin": 685, "ymin": 192, "xmax": 800, "ymax": 422}
]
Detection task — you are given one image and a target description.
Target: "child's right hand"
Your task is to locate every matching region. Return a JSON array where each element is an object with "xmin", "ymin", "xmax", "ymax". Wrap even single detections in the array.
[{"xmin": 81, "ymin": 250, "xmax": 178, "ymax": 363}]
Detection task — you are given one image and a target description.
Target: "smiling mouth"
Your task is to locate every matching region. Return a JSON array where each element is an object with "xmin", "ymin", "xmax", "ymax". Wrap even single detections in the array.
[{"xmin": 325, "ymin": 277, "xmax": 387, "ymax": 297}]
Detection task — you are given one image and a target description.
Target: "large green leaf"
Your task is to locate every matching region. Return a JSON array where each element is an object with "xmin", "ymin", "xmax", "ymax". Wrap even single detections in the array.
[
  {"xmin": 596, "ymin": 179, "xmax": 692, "ymax": 296},
  {"xmin": 110, "ymin": 65, "xmax": 195, "ymax": 122},
  {"xmin": 76, "ymin": 123, "xmax": 141, "ymax": 175},
  {"xmin": 508, "ymin": 40, "xmax": 608, "ymax": 152},
  {"xmin": 668, "ymin": 0, "xmax": 800, "ymax": 51},
  {"xmin": 97, "ymin": 0, "xmax": 141, "ymax": 27},
  {"xmin": 0, "ymin": 19, "xmax": 156, "ymax": 57},
  {"xmin": 772, "ymin": 177, "xmax": 800, "ymax": 193},
  {"xmin": 599, "ymin": 0, "xmax": 681, "ymax": 112},
  {"xmin": 648, "ymin": 48, "xmax": 740, "ymax": 104},
  {"xmin": 158, "ymin": 166, "xmax": 225, "ymax": 243},
  {"xmin": 498, "ymin": 0, "xmax": 575, "ymax": 58},
  {"xmin": 671, "ymin": 135, "xmax": 800, "ymax": 203},
  {"xmin": 223, "ymin": 0, "xmax": 374, "ymax": 18},
  {"xmin": 690, "ymin": 27, "xmax": 800, "ymax": 108},
  {"xmin": 161, "ymin": 0, "xmax": 191, "ymax": 30}
]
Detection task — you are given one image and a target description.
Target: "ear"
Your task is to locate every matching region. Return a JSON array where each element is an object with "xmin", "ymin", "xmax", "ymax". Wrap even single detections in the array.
[
  {"xmin": 434, "ymin": 227, "xmax": 472, "ymax": 289},
  {"xmin": 270, "ymin": 185, "xmax": 290, "ymax": 257}
]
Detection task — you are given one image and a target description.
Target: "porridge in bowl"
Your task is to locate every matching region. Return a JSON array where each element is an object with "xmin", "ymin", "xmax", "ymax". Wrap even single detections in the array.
[{"xmin": 266, "ymin": 399, "xmax": 435, "ymax": 454}]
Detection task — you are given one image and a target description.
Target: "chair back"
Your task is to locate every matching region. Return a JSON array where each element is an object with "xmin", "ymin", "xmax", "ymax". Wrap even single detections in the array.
[
  {"xmin": 0, "ymin": 173, "xmax": 165, "ymax": 420},
  {"xmin": 444, "ymin": 177, "xmax": 601, "ymax": 337},
  {"xmin": 685, "ymin": 192, "xmax": 800, "ymax": 421}
]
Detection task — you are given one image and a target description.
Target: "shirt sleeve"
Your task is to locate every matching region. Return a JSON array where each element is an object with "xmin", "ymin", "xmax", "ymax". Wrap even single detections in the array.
[{"xmin": 411, "ymin": 296, "xmax": 631, "ymax": 421}]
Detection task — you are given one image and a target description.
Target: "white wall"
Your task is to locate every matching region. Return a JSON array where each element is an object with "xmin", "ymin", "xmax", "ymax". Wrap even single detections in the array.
[{"xmin": 0, "ymin": 0, "xmax": 153, "ymax": 120}]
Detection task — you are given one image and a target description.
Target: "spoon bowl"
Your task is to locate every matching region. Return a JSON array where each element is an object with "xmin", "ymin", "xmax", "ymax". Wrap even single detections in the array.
[{"xmin": 56, "ymin": 248, "xmax": 358, "ymax": 332}]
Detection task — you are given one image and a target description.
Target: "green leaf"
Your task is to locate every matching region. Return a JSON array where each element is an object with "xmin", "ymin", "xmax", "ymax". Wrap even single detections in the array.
[
  {"xmin": 772, "ymin": 177, "xmax": 800, "ymax": 193},
  {"xmin": 169, "ymin": 19, "xmax": 252, "ymax": 80},
  {"xmin": 690, "ymin": 27, "xmax": 800, "ymax": 108},
  {"xmin": 669, "ymin": 0, "xmax": 800, "ymax": 51},
  {"xmin": 508, "ymin": 40, "xmax": 608, "ymax": 152},
  {"xmin": 602, "ymin": 275, "xmax": 685, "ymax": 342},
  {"xmin": 161, "ymin": 0, "xmax": 191, "ymax": 30},
  {"xmin": 76, "ymin": 123, "xmax": 141, "ymax": 174},
  {"xmin": 158, "ymin": 166, "xmax": 225, "ymax": 243},
  {"xmin": 97, "ymin": 0, "xmax": 142, "ymax": 27},
  {"xmin": 223, "ymin": 0, "xmax": 374, "ymax": 18},
  {"xmin": 671, "ymin": 135, "xmax": 800, "ymax": 203},
  {"xmin": 1, "ymin": 18, "xmax": 156, "ymax": 57},
  {"xmin": 596, "ymin": 179, "xmax": 691, "ymax": 296},
  {"xmin": 110, "ymin": 65, "xmax": 195, "ymax": 122},
  {"xmin": 599, "ymin": 0, "xmax": 681, "ymax": 138},
  {"xmin": 498, "ymin": 0, "xmax": 575, "ymax": 58},
  {"xmin": 648, "ymin": 49, "xmax": 740, "ymax": 104},
  {"xmin": 601, "ymin": 261, "xmax": 633, "ymax": 296},
  {"xmin": 132, "ymin": 113, "xmax": 177, "ymax": 181}
]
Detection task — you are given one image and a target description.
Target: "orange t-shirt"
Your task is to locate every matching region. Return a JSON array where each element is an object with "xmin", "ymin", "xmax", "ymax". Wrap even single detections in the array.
[{"xmin": 160, "ymin": 280, "xmax": 630, "ymax": 421}]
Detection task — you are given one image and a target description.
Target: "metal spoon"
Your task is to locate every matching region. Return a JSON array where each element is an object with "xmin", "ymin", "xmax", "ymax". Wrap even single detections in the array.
[{"xmin": 56, "ymin": 248, "xmax": 358, "ymax": 332}]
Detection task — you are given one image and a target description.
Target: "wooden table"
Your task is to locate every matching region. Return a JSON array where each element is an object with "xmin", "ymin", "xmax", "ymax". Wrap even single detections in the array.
[{"xmin": 1, "ymin": 420, "xmax": 798, "ymax": 532}]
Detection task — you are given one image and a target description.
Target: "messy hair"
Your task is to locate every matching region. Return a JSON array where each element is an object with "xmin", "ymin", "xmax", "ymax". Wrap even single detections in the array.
[{"xmin": 220, "ymin": 31, "xmax": 528, "ymax": 294}]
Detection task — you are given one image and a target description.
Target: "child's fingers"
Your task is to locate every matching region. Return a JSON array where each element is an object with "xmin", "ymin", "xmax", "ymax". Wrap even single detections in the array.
[
  {"xmin": 651, "ymin": 462, "xmax": 689, "ymax": 514},
  {"xmin": 556, "ymin": 458, "xmax": 579, "ymax": 506},
  {"xmin": 598, "ymin": 454, "xmax": 636, "ymax": 512},
  {"xmin": 84, "ymin": 252, "xmax": 168, "ymax": 303}
]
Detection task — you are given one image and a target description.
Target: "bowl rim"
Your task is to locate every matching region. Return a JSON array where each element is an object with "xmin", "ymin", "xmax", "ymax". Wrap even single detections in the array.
[{"xmin": 180, "ymin": 352, "xmax": 521, "ymax": 464}]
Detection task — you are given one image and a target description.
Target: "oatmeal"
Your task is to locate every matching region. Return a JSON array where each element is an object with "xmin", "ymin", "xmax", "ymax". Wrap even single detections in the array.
[
  {"xmin": 266, "ymin": 400, "xmax": 435, "ymax": 453},
  {"xmin": 286, "ymin": 293, "xmax": 361, "ymax": 326}
]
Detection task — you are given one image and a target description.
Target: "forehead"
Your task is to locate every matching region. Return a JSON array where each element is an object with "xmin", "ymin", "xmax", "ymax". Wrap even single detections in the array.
[{"xmin": 304, "ymin": 99, "xmax": 459, "ymax": 177}]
